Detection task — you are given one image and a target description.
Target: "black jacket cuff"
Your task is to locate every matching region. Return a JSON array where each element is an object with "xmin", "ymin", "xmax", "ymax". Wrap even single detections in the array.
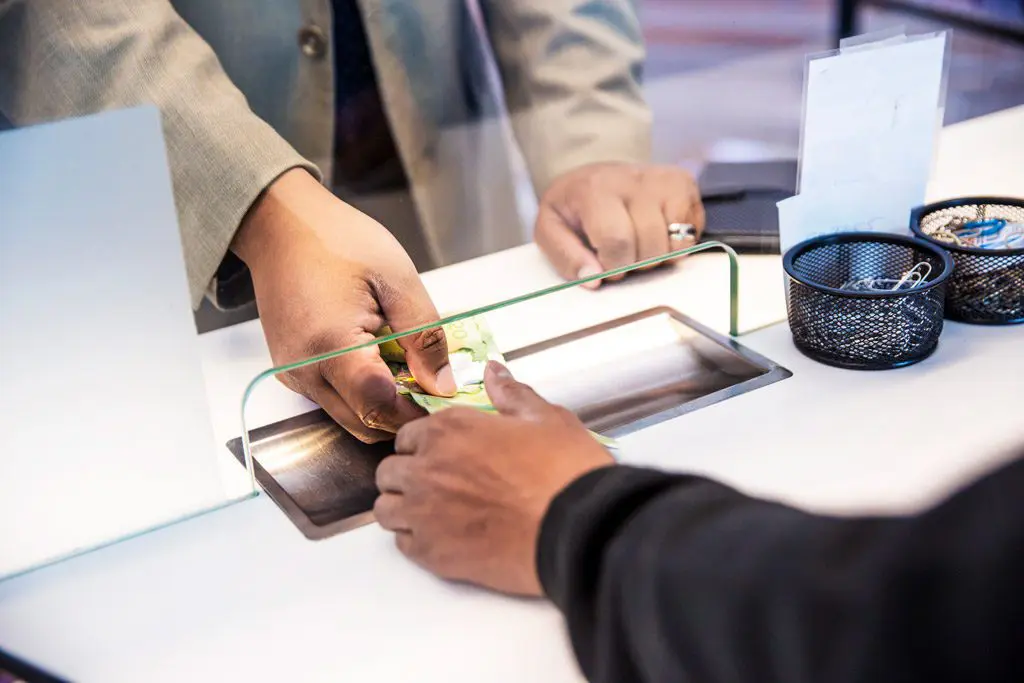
[{"xmin": 536, "ymin": 465, "xmax": 683, "ymax": 612}]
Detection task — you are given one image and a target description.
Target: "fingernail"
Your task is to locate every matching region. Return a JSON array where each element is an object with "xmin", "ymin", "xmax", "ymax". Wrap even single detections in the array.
[
  {"xmin": 435, "ymin": 364, "xmax": 457, "ymax": 396},
  {"xmin": 577, "ymin": 264, "xmax": 602, "ymax": 290},
  {"xmin": 486, "ymin": 360, "xmax": 511, "ymax": 380}
]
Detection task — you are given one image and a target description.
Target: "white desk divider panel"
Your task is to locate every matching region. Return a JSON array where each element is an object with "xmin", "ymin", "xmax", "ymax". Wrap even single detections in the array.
[{"xmin": 0, "ymin": 107, "xmax": 254, "ymax": 579}]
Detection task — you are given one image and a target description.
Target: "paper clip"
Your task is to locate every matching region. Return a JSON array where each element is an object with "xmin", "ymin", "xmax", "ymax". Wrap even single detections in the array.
[
  {"xmin": 892, "ymin": 261, "xmax": 932, "ymax": 290},
  {"xmin": 955, "ymin": 218, "xmax": 1004, "ymax": 244},
  {"xmin": 1002, "ymin": 224, "xmax": 1024, "ymax": 249},
  {"xmin": 954, "ymin": 219, "xmax": 1024, "ymax": 250},
  {"xmin": 925, "ymin": 215, "xmax": 1024, "ymax": 250},
  {"xmin": 923, "ymin": 216, "xmax": 968, "ymax": 246},
  {"xmin": 840, "ymin": 261, "xmax": 932, "ymax": 292}
]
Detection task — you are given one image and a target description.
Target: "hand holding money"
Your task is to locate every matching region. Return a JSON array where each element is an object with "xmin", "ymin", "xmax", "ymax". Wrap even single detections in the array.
[
  {"xmin": 378, "ymin": 317, "xmax": 618, "ymax": 450},
  {"xmin": 374, "ymin": 361, "xmax": 617, "ymax": 596}
]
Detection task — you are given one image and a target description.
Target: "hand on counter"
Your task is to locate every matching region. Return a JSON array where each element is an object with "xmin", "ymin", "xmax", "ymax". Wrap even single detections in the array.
[
  {"xmin": 231, "ymin": 168, "xmax": 457, "ymax": 443},
  {"xmin": 534, "ymin": 162, "xmax": 705, "ymax": 288},
  {"xmin": 374, "ymin": 362, "xmax": 614, "ymax": 596}
]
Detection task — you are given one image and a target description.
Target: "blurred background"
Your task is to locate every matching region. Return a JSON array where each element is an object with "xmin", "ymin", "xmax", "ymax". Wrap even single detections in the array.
[
  {"xmin": 642, "ymin": 0, "xmax": 1023, "ymax": 168},
  {"xmin": 194, "ymin": 0, "xmax": 1024, "ymax": 331}
]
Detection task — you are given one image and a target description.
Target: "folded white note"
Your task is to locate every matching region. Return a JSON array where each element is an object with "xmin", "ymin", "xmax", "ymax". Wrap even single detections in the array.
[{"xmin": 778, "ymin": 177, "xmax": 923, "ymax": 252}]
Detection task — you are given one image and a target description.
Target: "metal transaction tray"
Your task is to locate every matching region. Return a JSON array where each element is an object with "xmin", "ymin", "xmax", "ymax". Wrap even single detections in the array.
[{"xmin": 227, "ymin": 307, "xmax": 791, "ymax": 540}]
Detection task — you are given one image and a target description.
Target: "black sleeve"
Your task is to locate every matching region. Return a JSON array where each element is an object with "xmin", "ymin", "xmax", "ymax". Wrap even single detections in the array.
[{"xmin": 536, "ymin": 454, "xmax": 1024, "ymax": 683}]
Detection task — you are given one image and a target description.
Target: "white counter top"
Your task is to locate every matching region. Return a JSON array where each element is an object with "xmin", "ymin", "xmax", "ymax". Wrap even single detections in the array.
[
  {"xmin": 1, "ymin": 107, "xmax": 1021, "ymax": 682},
  {"xmin": 1, "ymin": 312, "xmax": 1019, "ymax": 683}
]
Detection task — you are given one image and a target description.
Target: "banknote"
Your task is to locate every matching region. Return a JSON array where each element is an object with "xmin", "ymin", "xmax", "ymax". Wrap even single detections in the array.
[
  {"xmin": 376, "ymin": 317, "xmax": 618, "ymax": 450},
  {"xmin": 401, "ymin": 375, "xmax": 620, "ymax": 451},
  {"xmin": 377, "ymin": 316, "xmax": 501, "ymax": 387},
  {"xmin": 405, "ymin": 387, "xmax": 614, "ymax": 450}
]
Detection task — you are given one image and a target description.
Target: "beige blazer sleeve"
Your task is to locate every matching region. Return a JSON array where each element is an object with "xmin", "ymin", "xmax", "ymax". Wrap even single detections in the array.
[
  {"xmin": 480, "ymin": 0, "xmax": 652, "ymax": 195},
  {"xmin": 0, "ymin": 0, "xmax": 320, "ymax": 309}
]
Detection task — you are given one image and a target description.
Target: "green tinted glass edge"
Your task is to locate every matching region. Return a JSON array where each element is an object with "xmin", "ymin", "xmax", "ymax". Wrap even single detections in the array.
[{"xmin": 239, "ymin": 242, "xmax": 740, "ymax": 489}]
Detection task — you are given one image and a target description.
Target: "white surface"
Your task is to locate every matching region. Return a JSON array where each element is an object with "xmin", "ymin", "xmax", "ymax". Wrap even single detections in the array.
[
  {"xmin": 926, "ymin": 104, "xmax": 1024, "ymax": 201},
  {"xmin": 624, "ymin": 321, "xmax": 1023, "ymax": 514},
  {"xmin": 1, "ymin": 109, "xmax": 1022, "ymax": 681},
  {"xmin": 0, "ymin": 108, "xmax": 232, "ymax": 579},
  {"xmin": 1, "ymin": 310, "xmax": 1020, "ymax": 683}
]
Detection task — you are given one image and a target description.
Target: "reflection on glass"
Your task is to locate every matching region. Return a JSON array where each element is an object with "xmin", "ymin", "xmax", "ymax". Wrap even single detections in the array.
[
  {"xmin": 504, "ymin": 309, "xmax": 775, "ymax": 436},
  {"xmin": 240, "ymin": 241, "xmax": 739, "ymax": 484},
  {"xmin": 236, "ymin": 242, "xmax": 791, "ymax": 540}
]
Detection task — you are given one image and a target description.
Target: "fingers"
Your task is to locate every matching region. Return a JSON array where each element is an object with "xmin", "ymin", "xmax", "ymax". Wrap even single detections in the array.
[
  {"xmin": 321, "ymin": 346, "xmax": 424, "ymax": 434},
  {"xmin": 373, "ymin": 275, "xmax": 456, "ymax": 397},
  {"xmin": 484, "ymin": 362, "xmax": 552, "ymax": 421},
  {"xmin": 574, "ymin": 192, "xmax": 637, "ymax": 279},
  {"xmin": 626, "ymin": 189, "xmax": 671, "ymax": 264},
  {"xmin": 376, "ymin": 453, "xmax": 413, "ymax": 493},
  {"xmin": 315, "ymin": 270, "xmax": 452, "ymax": 437},
  {"xmin": 663, "ymin": 173, "xmax": 705, "ymax": 239},
  {"xmin": 394, "ymin": 413, "xmax": 432, "ymax": 455},
  {"xmin": 373, "ymin": 492, "xmax": 409, "ymax": 531},
  {"xmin": 534, "ymin": 205, "xmax": 604, "ymax": 290},
  {"xmin": 536, "ymin": 165, "xmax": 703, "ymax": 288},
  {"xmin": 395, "ymin": 406, "xmax": 481, "ymax": 454},
  {"xmin": 311, "ymin": 380, "xmax": 395, "ymax": 443},
  {"xmin": 664, "ymin": 207, "xmax": 701, "ymax": 258},
  {"xmin": 402, "ymin": 324, "xmax": 457, "ymax": 397},
  {"xmin": 690, "ymin": 195, "xmax": 707, "ymax": 236},
  {"xmin": 395, "ymin": 530, "xmax": 414, "ymax": 557}
]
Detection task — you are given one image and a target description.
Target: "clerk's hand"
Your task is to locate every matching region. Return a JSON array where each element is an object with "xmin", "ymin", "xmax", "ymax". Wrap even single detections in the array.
[
  {"xmin": 374, "ymin": 362, "xmax": 614, "ymax": 596},
  {"xmin": 232, "ymin": 169, "xmax": 457, "ymax": 443},
  {"xmin": 535, "ymin": 162, "xmax": 705, "ymax": 288}
]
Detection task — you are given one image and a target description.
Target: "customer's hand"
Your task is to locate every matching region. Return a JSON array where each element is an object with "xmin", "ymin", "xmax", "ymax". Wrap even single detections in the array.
[
  {"xmin": 374, "ymin": 362, "xmax": 614, "ymax": 595},
  {"xmin": 535, "ymin": 162, "xmax": 705, "ymax": 288},
  {"xmin": 232, "ymin": 169, "xmax": 456, "ymax": 443}
]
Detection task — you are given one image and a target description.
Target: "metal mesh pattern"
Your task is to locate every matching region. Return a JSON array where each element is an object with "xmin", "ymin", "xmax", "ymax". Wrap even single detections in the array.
[
  {"xmin": 784, "ymin": 234, "xmax": 951, "ymax": 370},
  {"xmin": 912, "ymin": 200, "xmax": 1024, "ymax": 325}
]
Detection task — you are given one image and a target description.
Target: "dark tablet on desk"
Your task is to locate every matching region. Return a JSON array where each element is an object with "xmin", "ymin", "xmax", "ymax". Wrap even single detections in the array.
[{"xmin": 698, "ymin": 159, "xmax": 798, "ymax": 253}]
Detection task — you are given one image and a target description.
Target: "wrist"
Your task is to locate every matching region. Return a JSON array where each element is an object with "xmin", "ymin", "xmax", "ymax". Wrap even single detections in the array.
[{"xmin": 231, "ymin": 167, "xmax": 323, "ymax": 270}]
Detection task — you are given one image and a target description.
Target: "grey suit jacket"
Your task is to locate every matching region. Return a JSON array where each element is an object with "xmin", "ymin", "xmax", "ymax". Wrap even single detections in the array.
[{"xmin": 0, "ymin": 0, "xmax": 650, "ymax": 308}]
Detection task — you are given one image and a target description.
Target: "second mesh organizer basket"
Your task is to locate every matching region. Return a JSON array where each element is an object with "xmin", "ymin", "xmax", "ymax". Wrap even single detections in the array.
[
  {"xmin": 784, "ymin": 232, "xmax": 954, "ymax": 370},
  {"xmin": 910, "ymin": 197, "xmax": 1024, "ymax": 325}
]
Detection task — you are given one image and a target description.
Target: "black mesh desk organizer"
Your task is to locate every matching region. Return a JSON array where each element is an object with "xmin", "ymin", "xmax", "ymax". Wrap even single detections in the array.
[
  {"xmin": 784, "ymin": 232, "xmax": 953, "ymax": 370},
  {"xmin": 911, "ymin": 197, "xmax": 1024, "ymax": 325}
]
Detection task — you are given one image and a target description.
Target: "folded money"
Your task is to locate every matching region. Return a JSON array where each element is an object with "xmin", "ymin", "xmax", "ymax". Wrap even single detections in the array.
[
  {"xmin": 376, "ymin": 317, "xmax": 618, "ymax": 450},
  {"xmin": 378, "ymin": 316, "xmax": 499, "ymax": 393}
]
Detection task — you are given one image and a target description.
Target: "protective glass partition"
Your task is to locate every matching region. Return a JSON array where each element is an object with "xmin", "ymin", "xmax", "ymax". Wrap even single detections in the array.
[
  {"xmin": 235, "ymin": 243, "xmax": 792, "ymax": 540},
  {"xmin": 0, "ymin": 238, "xmax": 790, "ymax": 581},
  {"xmin": 0, "ymin": 237, "xmax": 787, "ymax": 582}
]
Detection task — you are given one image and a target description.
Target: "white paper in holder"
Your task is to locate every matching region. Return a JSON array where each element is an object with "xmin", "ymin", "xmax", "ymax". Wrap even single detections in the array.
[{"xmin": 781, "ymin": 31, "xmax": 950, "ymax": 254}]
